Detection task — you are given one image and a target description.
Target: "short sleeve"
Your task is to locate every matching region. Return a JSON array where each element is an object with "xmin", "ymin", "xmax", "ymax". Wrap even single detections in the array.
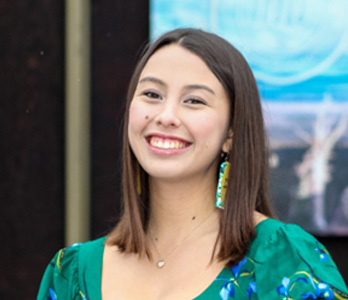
[
  {"xmin": 251, "ymin": 221, "xmax": 348, "ymax": 299},
  {"xmin": 37, "ymin": 243, "xmax": 83, "ymax": 300}
]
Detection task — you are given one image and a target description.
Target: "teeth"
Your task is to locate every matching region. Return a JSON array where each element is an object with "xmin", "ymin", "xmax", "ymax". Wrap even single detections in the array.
[{"xmin": 150, "ymin": 137, "xmax": 186, "ymax": 149}]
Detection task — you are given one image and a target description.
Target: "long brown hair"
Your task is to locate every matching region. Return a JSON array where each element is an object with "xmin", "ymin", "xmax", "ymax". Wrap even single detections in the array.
[{"xmin": 107, "ymin": 28, "xmax": 275, "ymax": 266}]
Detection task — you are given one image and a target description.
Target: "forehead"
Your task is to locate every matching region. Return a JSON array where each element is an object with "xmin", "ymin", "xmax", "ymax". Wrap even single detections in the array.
[
  {"xmin": 139, "ymin": 44, "xmax": 221, "ymax": 87},
  {"xmin": 145, "ymin": 44, "xmax": 206, "ymax": 67}
]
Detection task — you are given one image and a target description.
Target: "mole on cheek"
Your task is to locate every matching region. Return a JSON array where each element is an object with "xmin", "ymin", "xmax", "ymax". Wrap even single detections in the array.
[{"xmin": 145, "ymin": 115, "xmax": 149, "ymax": 119}]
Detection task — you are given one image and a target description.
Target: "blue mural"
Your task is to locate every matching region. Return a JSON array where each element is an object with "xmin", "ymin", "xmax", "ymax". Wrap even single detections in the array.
[{"xmin": 151, "ymin": 0, "xmax": 348, "ymax": 235}]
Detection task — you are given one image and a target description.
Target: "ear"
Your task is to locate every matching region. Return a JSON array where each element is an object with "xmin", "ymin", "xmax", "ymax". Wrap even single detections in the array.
[{"xmin": 222, "ymin": 129, "xmax": 233, "ymax": 153}]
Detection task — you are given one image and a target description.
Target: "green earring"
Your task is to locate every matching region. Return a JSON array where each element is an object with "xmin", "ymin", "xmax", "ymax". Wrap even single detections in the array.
[{"xmin": 215, "ymin": 158, "xmax": 230, "ymax": 209}]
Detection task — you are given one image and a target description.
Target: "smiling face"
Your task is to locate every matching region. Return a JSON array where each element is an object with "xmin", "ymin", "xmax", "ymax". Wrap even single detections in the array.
[{"xmin": 128, "ymin": 44, "xmax": 231, "ymax": 182}]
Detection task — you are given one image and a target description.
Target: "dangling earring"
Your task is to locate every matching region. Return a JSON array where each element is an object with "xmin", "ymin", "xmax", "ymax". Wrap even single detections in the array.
[
  {"xmin": 136, "ymin": 163, "xmax": 142, "ymax": 196},
  {"xmin": 215, "ymin": 153, "xmax": 230, "ymax": 209}
]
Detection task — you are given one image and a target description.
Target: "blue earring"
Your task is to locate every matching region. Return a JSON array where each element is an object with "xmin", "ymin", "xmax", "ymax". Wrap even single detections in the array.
[{"xmin": 215, "ymin": 155, "xmax": 230, "ymax": 209}]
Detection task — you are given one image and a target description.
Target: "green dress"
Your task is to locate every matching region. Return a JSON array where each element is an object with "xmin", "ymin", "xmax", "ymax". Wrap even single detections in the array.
[{"xmin": 37, "ymin": 219, "xmax": 348, "ymax": 300}]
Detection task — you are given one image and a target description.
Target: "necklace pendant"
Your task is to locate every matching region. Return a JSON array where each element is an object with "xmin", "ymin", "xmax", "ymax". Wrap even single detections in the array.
[{"xmin": 157, "ymin": 259, "xmax": 165, "ymax": 268}]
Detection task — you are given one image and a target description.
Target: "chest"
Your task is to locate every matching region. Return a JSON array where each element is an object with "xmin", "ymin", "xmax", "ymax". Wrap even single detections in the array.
[{"xmin": 101, "ymin": 248, "xmax": 227, "ymax": 300}]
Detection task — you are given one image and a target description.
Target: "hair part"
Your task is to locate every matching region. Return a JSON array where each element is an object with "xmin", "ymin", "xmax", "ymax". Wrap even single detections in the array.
[{"xmin": 107, "ymin": 28, "xmax": 275, "ymax": 266}]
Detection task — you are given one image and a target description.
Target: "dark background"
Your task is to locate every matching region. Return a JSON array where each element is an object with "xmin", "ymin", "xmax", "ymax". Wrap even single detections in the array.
[
  {"xmin": 1, "ymin": 1, "xmax": 148, "ymax": 299},
  {"xmin": 0, "ymin": 1, "xmax": 346, "ymax": 299}
]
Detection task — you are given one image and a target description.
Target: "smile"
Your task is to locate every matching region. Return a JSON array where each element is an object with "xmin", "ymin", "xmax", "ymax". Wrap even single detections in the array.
[{"xmin": 149, "ymin": 136, "xmax": 188, "ymax": 150}]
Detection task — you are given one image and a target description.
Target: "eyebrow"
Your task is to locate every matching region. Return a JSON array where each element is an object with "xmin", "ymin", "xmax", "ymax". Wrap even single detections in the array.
[
  {"xmin": 138, "ymin": 76, "xmax": 216, "ymax": 95},
  {"xmin": 139, "ymin": 76, "xmax": 165, "ymax": 86}
]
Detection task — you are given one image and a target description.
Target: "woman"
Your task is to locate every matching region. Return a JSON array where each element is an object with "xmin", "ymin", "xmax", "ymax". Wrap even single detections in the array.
[{"xmin": 37, "ymin": 28, "xmax": 348, "ymax": 300}]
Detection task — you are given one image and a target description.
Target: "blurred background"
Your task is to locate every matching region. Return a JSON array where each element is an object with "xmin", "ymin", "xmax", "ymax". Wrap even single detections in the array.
[
  {"xmin": 0, "ymin": 1, "xmax": 347, "ymax": 298},
  {"xmin": 151, "ymin": 0, "xmax": 348, "ymax": 236}
]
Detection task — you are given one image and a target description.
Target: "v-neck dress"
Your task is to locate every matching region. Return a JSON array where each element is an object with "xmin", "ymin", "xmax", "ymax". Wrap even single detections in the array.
[{"xmin": 37, "ymin": 219, "xmax": 348, "ymax": 300}]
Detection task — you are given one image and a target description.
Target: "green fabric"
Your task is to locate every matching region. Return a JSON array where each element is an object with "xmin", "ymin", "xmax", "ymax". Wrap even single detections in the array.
[
  {"xmin": 37, "ymin": 219, "xmax": 348, "ymax": 300},
  {"xmin": 37, "ymin": 238, "xmax": 105, "ymax": 300}
]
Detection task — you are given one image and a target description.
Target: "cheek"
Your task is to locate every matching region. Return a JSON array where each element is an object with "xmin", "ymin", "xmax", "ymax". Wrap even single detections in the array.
[
  {"xmin": 191, "ymin": 115, "xmax": 225, "ymax": 139},
  {"xmin": 128, "ymin": 104, "xmax": 145, "ymax": 152},
  {"xmin": 194, "ymin": 120, "xmax": 215, "ymax": 138},
  {"xmin": 128, "ymin": 102, "xmax": 148, "ymax": 133},
  {"xmin": 190, "ymin": 114, "xmax": 229, "ymax": 151},
  {"xmin": 129, "ymin": 102, "xmax": 141, "ymax": 123}
]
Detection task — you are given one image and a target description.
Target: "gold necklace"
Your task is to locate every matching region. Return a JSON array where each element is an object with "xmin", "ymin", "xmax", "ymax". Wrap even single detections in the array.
[{"xmin": 149, "ymin": 210, "xmax": 216, "ymax": 269}]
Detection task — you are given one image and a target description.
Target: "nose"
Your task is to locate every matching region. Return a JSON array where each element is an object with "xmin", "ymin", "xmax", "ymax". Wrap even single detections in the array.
[{"xmin": 154, "ymin": 101, "xmax": 181, "ymax": 128}]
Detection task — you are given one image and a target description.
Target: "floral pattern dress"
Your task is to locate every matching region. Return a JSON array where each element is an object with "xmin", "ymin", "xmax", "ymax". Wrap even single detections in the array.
[{"xmin": 37, "ymin": 219, "xmax": 348, "ymax": 300}]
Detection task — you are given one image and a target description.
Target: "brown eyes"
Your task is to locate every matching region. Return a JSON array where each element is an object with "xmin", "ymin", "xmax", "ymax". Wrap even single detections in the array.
[
  {"xmin": 142, "ymin": 91, "xmax": 206, "ymax": 106},
  {"xmin": 184, "ymin": 98, "xmax": 206, "ymax": 105},
  {"xmin": 143, "ymin": 91, "xmax": 161, "ymax": 99}
]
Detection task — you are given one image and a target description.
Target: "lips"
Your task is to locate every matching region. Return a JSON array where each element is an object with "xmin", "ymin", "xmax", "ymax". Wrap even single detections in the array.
[{"xmin": 146, "ymin": 135, "xmax": 191, "ymax": 150}]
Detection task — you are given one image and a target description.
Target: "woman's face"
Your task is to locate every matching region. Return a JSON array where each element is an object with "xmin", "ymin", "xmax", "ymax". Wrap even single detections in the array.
[{"xmin": 128, "ymin": 44, "xmax": 231, "ymax": 182}]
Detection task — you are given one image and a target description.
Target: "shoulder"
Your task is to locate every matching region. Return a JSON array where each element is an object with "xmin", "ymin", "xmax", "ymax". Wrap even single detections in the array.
[
  {"xmin": 247, "ymin": 218, "xmax": 348, "ymax": 298},
  {"xmin": 54, "ymin": 237, "xmax": 105, "ymax": 278},
  {"xmin": 249, "ymin": 218, "xmax": 329, "ymax": 260},
  {"xmin": 37, "ymin": 237, "xmax": 106, "ymax": 300},
  {"xmin": 250, "ymin": 218, "xmax": 316, "ymax": 250}
]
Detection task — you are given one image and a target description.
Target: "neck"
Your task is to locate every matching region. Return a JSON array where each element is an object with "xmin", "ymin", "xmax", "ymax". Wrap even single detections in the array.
[{"xmin": 147, "ymin": 175, "xmax": 219, "ymax": 243}]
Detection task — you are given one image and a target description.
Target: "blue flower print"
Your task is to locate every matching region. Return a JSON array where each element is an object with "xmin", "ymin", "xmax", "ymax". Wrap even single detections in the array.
[
  {"xmin": 277, "ymin": 273, "xmax": 336, "ymax": 300},
  {"xmin": 79, "ymin": 290, "xmax": 87, "ymax": 300},
  {"xmin": 276, "ymin": 277, "xmax": 290, "ymax": 297},
  {"xmin": 48, "ymin": 287, "xmax": 57, "ymax": 300},
  {"xmin": 302, "ymin": 276, "xmax": 334, "ymax": 300},
  {"xmin": 218, "ymin": 279, "xmax": 256, "ymax": 300},
  {"xmin": 315, "ymin": 242, "xmax": 329, "ymax": 262},
  {"xmin": 216, "ymin": 257, "xmax": 257, "ymax": 299},
  {"xmin": 220, "ymin": 281, "xmax": 235, "ymax": 300},
  {"xmin": 277, "ymin": 276, "xmax": 308, "ymax": 299},
  {"xmin": 246, "ymin": 281, "xmax": 257, "ymax": 298},
  {"xmin": 231, "ymin": 256, "xmax": 248, "ymax": 278}
]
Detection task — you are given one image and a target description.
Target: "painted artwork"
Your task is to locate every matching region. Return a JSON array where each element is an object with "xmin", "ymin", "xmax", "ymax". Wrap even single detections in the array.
[{"xmin": 150, "ymin": 0, "xmax": 348, "ymax": 235}]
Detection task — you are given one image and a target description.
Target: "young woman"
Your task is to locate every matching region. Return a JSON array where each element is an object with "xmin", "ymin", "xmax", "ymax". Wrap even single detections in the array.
[{"xmin": 38, "ymin": 28, "xmax": 348, "ymax": 300}]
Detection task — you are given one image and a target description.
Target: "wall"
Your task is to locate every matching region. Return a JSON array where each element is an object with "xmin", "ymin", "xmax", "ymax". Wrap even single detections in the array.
[
  {"xmin": 0, "ymin": 2, "xmax": 65, "ymax": 298},
  {"xmin": 90, "ymin": 0, "xmax": 149, "ymax": 239},
  {"xmin": 0, "ymin": 1, "xmax": 148, "ymax": 298}
]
